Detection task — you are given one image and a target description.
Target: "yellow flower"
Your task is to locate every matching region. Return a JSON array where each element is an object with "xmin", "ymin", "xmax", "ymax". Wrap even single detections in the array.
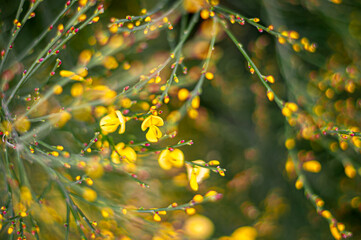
[
  {"xmin": 14, "ymin": 116, "xmax": 31, "ymax": 133},
  {"xmin": 231, "ymin": 226, "xmax": 258, "ymax": 240},
  {"xmin": 153, "ymin": 213, "xmax": 161, "ymax": 222},
  {"xmin": 145, "ymin": 125, "xmax": 162, "ymax": 142},
  {"xmin": 184, "ymin": 215, "xmax": 214, "ymax": 239},
  {"xmin": 330, "ymin": 224, "xmax": 341, "ymax": 240},
  {"xmin": 59, "ymin": 70, "xmax": 84, "ymax": 81},
  {"xmin": 141, "ymin": 115, "xmax": 164, "ymax": 142},
  {"xmin": 20, "ymin": 186, "xmax": 33, "ymax": 207},
  {"xmin": 50, "ymin": 111, "xmax": 72, "ymax": 128},
  {"xmin": 302, "ymin": 160, "xmax": 321, "ymax": 173},
  {"xmin": 111, "ymin": 142, "xmax": 137, "ymax": 163},
  {"xmin": 158, "ymin": 149, "xmax": 184, "ymax": 170},
  {"xmin": 345, "ymin": 164, "xmax": 356, "ymax": 178},
  {"xmin": 83, "ymin": 188, "xmax": 97, "ymax": 202},
  {"xmin": 103, "ymin": 56, "xmax": 119, "ymax": 69},
  {"xmin": 141, "ymin": 115, "xmax": 164, "ymax": 130},
  {"xmin": 99, "ymin": 110, "xmax": 126, "ymax": 134},
  {"xmin": 85, "ymin": 85, "xmax": 117, "ymax": 105},
  {"xmin": 186, "ymin": 160, "xmax": 210, "ymax": 191},
  {"xmin": 183, "ymin": 0, "xmax": 206, "ymax": 13}
]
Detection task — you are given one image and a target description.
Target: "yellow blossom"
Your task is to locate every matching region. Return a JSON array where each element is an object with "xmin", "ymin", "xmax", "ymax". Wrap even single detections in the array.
[
  {"xmin": 178, "ymin": 88, "xmax": 190, "ymax": 101},
  {"xmin": 99, "ymin": 110, "xmax": 126, "ymax": 134},
  {"xmin": 111, "ymin": 142, "xmax": 137, "ymax": 163},
  {"xmin": 186, "ymin": 160, "xmax": 210, "ymax": 191},
  {"xmin": 330, "ymin": 224, "xmax": 341, "ymax": 240},
  {"xmin": 71, "ymin": 83, "xmax": 84, "ymax": 97},
  {"xmin": 345, "ymin": 165, "xmax": 356, "ymax": 178},
  {"xmin": 231, "ymin": 226, "xmax": 258, "ymax": 240},
  {"xmin": 183, "ymin": 0, "xmax": 205, "ymax": 13},
  {"xmin": 186, "ymin": 208, "xmax": 196, "ymax": 215},
  {"xmin": 53, "ymin": 85, "xmax": 63, "ymax": 95},
  {"xmin": 87, "ymin": 85, "xmax": 117, "ymax": 105},
  {"xmin": 184, "ymin": 215, "xmax": 214, "ymax": 239},
  {"xmin": 78, "ymin": 49, "xmax": 92, "ymax": 65},
  {"xmin": 302, "ymin": 160, "xmax": 321, "ymax": 173},
  {"xmin": 266, "ymin": 91, "xmax": 274, "ymax": 102},
  {"xmin": 191, "ymin": 96, "xmax": 200, "ymax": 109},
  {"xmin": 103, "ymin": 56, "xmax": 119, "ymax": 69},
  {"xmin": 295, "ymin": 179, "xmax": 303, "ymax": 189},
  {"xmin": 154, "ymin": 213, "xmax": 161, "ymax": 222},
  {"xmin": 141, "ymin": 115, "xmax": 164, "ymax": 130},
  {"xmin": 59, "ymin": 70, "xmax": 84, "ymax": 81},
  {"xmin": 205, "ymin": 72, "xmax": 214, "ymax": 80},
  {"xmin": 158, "ymin": 149, "xmax": 184, "ymax": 170},
  {"xmin": 285, "ymin": 138, "xmax": 295, "ymax": 149},
  {"xmin": 50, "ymin": 111, "xmax": 72, "ymax": 128},
  {"xmin": 146, "ymin": 125, "xmax": 163, "ymax": 142},
  {"xmin": 141, "ymin": 115, "xmax": 164, "ymax": 142},
  {"xmin": 14, "ymin": 116, "xmax": 31, "ymax": 133},
  {"xmin": 83, "ymin": 188, "xmax": 97, "ymax": 202}
]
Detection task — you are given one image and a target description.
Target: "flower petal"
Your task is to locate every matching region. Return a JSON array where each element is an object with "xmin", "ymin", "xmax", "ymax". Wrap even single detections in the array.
[
  {"xmin": 100, "ymin": 113, "xmax": 119, "ymax": 133},
  {"xmin": 120, "ymin": 146, "xmax": 137, "ymax": 163},
  {"xmin": 169, "ymin": 149, "xmax": 184, "ymax": 168},
  {"xmin": 158, "ymin": 150, "xmax": 173, "ymax": 170},
  {"xmin": 146, "ymin": 125, "xmax": 162, "ymax": 142},
  {"xmin": 115, "ymin": 110, "xmax": 126, "ymax": 134},
  {"xmin": 141, "ymin": 115, "xmax": 164, "ymax": 131},
  {"xmin": 190, "ymin": 170, "xmax": 199, "ymax": 191}
]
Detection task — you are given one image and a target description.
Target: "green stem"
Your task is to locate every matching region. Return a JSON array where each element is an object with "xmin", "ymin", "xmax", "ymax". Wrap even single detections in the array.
[
  {"xmin": 221, "ymin": 18, "xmax": 284, "ymax": 109},
  {"xmin": 0, "ymin": 0, "xmax": 25, "ymax": 74},
  {"xmin": 6, "ymin": 2, "xmax": 102, "ymax": 105}
]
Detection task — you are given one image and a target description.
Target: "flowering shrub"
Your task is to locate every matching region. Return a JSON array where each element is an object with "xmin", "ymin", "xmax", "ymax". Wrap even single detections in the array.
[{"xmin": 0, "ymin": 0, "xmax": 360, "ymax": 239}]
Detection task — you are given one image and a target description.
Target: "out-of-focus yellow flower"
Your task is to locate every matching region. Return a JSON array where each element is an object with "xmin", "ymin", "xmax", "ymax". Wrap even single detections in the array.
[
  {"xmin": 1, "ymin": 121, "xmax": 12, "ymax": 136},
  {"xmin": 330, "ymin": 224, "xmax": 341, "ymax": 240},
  {"xmin": 153, "ymin": 213, "xmax": 161, "ymax": 222},
  {"xmin": 100, "ymin": 110, "xmax": 126, "ymax": 134},
  {"xmin": 72, "ymin": 105, "xmax": 92, "ymax": 122},
  {"xmin": 158, "ymin": 149, "xmax": 184, "ymax": 170},
  {"xmin": 186, "ymin": 160, "xmax": 210, "ymax": 191},
  {"xmin": 178, "ymin": 88, "xmax": 190, "ymax": 101},
  {"xmin": 86, "ymin": 85, "xmax": 117, "ymax": 105},
  {"xmin": 14, "ymin": 116, "xmax": 31, "ymax": 133},
  {"xmin": 231, "ymin": 226, "xmax": 258, "ymax": 240},
  {"xmin": 50, "ymin": 111, "xmax": 72, "ymax": 128},
  {"xmin": 59, "ymin": 70, "xmax": 84, "ymax": 81},
  {"xmin": 53, "ymin": 85, "xmax": 63, "ymax": 95},
  {"xmin": 184, "ymin": 215, "xmax": 214, "ymax": 239},
  {"xmin": 7, "ymin": 226, "xmax": 14, "ymax": 234},
  {"xmin": 302, "ymin": 160, "xmax": 321, "ymax": 173},
  {"xmin": 183, "ymin": 0, "xmax": 206, "ymax": 13},
  {"xmin": 111, "ymin": 142, "xmax": 136, "ymax": 163},
  {"xmin": 109, "ymin": 34, "xmax": 123, "ymax": 48},
  {"xmin": 103, "ymin": 56, "xmax": 118, "ymax": 69},
  {"xmin": 86, "ymin": 160, "xmax": 104, "ymax": 179},
  {"xmin": 83, "ymin": 187, "xmax": 97, "ymax": 202},
  {"xmin": 141, "ymin": 115, "xmax": 164, "ymax": 142},
  {"xmin": 78, "ymin": 49, "xmax": 92, "ymax": 65},
  {"xmin": 20, "ymin": 186, "xmax": 33, "ymax": 207},
  {"xmin": 79, "ymin": 0, "xmax": 87, "ymax": 7},
  {"xmin": 101, "ymin": 207, "xmax": 114, "ymax": 218},
  {"xmin": 71, "ymin": 83, "xmax": 84, "ymax": 97},
  {"xmin": 191, "ymin": 96, "xmax": 200, "ymax": 109},
  {"xmin": 345, "ymin": 164, "xmax": 356, "ymax": 178}
]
